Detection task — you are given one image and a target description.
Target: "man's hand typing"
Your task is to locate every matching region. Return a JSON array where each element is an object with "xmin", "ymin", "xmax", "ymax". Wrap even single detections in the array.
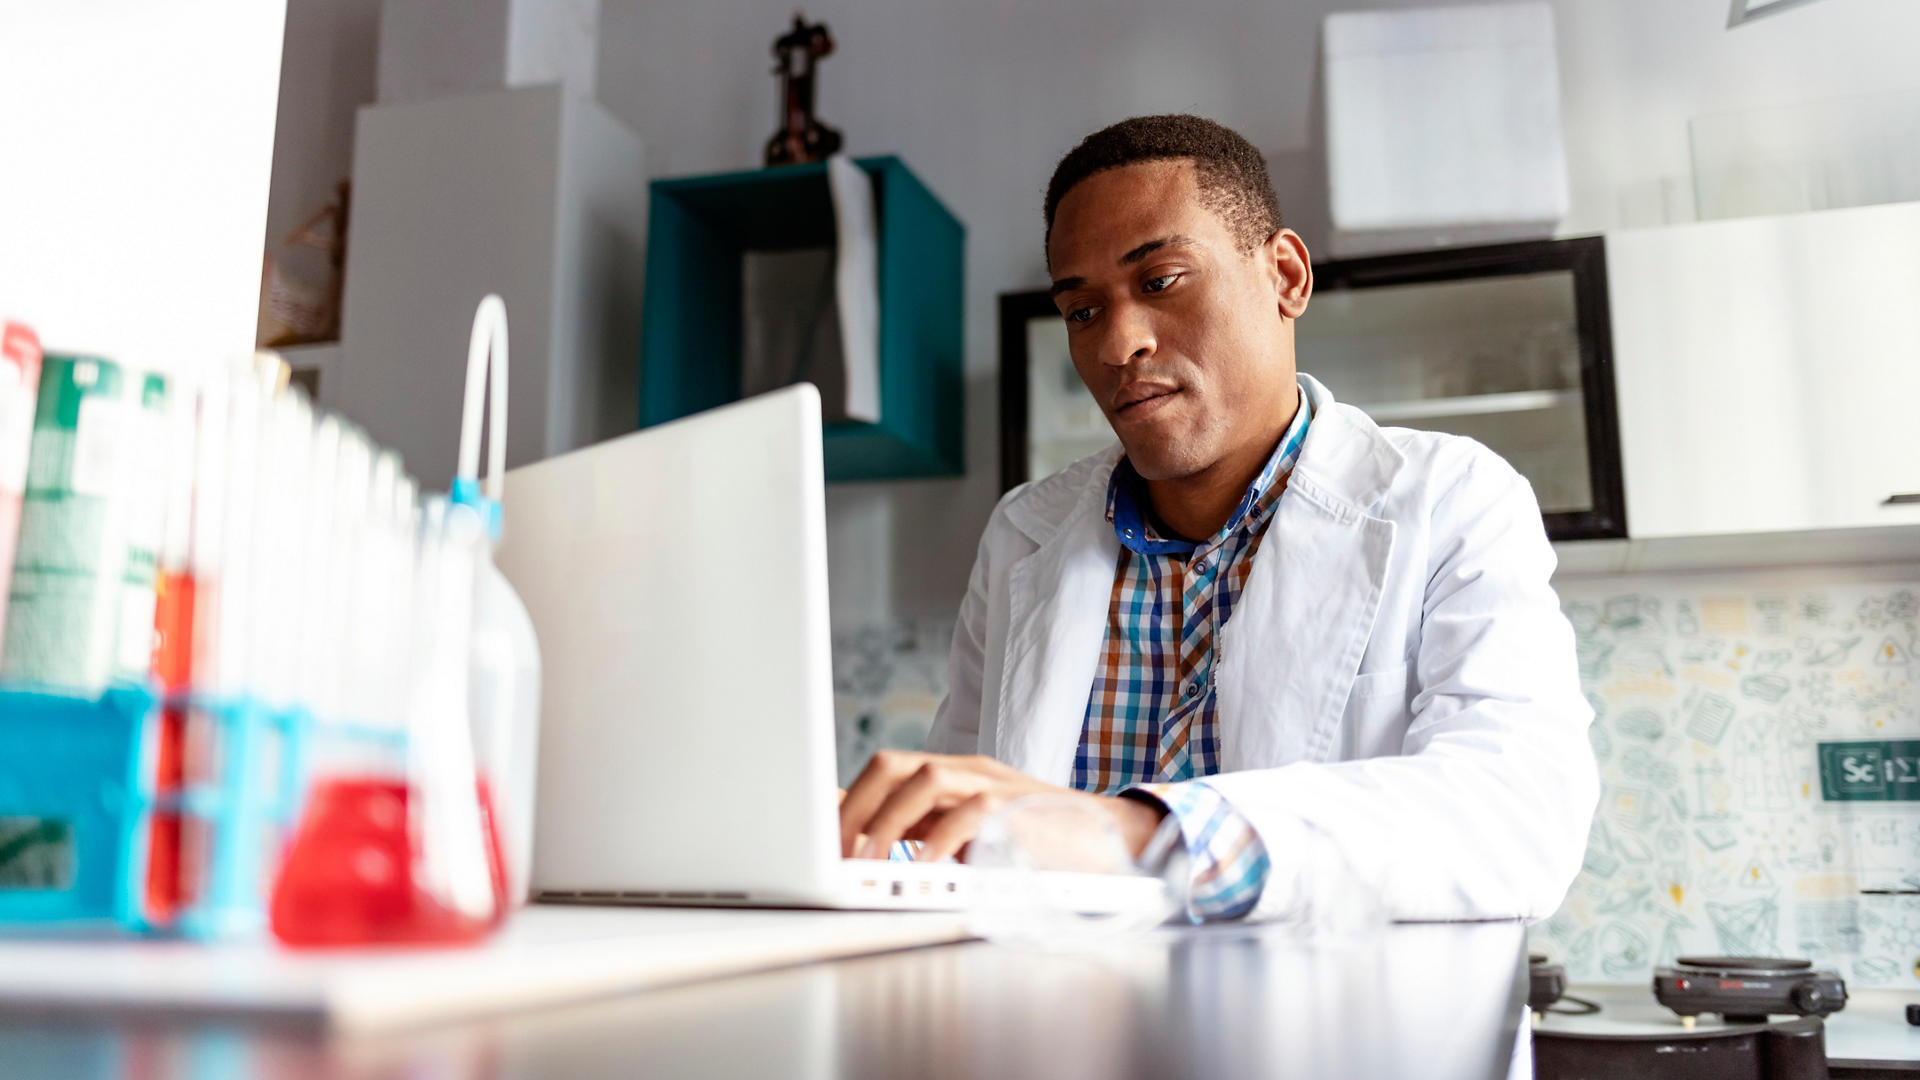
[{"xmin": 837, "ymin": 750, "xmax": 1165, "ymax": 864}]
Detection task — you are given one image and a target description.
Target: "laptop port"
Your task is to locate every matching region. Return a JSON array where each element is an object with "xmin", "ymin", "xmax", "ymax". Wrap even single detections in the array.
[{"xmin": 890, "ymin": 881, "xmax": 904, "ymax": 897}]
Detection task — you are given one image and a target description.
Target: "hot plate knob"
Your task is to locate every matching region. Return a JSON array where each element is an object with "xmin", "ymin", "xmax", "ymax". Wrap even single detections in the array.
[{"xmin": 1791, "ymin": 984, "xmax": 1825, "ymax": 1014}]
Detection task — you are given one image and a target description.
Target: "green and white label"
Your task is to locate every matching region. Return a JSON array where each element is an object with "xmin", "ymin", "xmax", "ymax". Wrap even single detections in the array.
[{"xmin": 1818, "ymin": 740, "xmax": 1920, "ymax": 802}]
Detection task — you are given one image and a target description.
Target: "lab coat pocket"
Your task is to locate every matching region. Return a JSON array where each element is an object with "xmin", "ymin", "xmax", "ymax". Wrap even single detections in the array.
[{"xmin": 1339, "ymin": 662, "xmax": 1412, "ymax": 760}]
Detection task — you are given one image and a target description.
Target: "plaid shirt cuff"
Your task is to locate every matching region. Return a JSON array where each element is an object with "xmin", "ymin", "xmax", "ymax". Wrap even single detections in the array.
[{"xmin": 1127, "ymin": 781, "xmax": 1270, "ymax": 921}]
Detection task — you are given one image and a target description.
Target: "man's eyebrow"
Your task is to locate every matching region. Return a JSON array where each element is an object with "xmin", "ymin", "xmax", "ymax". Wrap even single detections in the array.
[
  {"xmin": 1049, "ymin": 236, "xmax": 1198, "ymax": 297},
  {"xmin": 1119, "ymin": 235, "xmax": 1197, "ymax": 265}
]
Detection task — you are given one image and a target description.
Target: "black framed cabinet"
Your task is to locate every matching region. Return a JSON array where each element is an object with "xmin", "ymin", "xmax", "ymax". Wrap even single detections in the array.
[{"xmin": 998, "ymin": 235, "xmax": 1627, "ymax": 542}]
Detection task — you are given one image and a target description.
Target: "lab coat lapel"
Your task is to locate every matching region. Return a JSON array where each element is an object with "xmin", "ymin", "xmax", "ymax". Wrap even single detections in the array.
[
  {"xmin": 1218, "ymin": 376, "xmax": 1400, "ymax": 769},
  {"xmin": 994, "ymin": 472, "xmax": 1120, "ymax": 785}
]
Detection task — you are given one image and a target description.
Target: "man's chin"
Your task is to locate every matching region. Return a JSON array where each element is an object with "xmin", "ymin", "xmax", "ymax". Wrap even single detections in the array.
[{"xmin": 1120, "ymin": 443, "xmax": 1209, "ymax": 483}]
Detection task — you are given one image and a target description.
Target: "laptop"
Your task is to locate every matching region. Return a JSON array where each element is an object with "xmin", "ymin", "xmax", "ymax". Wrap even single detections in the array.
[{"xmin": 497, "ymin": 384, "xmax": 1156, "ymax": 912}]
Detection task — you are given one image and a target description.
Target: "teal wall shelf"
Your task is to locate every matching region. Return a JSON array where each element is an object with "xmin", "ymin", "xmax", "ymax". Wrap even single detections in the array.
[{"xmin": 640, "ymin": 156, "xmax": 965, "ymax": 482}]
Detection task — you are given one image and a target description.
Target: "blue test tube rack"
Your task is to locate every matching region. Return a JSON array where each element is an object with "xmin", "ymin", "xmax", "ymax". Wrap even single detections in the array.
[{"xmin": 0, "ymin": 683, "xmax": 312, "ymax": 939}]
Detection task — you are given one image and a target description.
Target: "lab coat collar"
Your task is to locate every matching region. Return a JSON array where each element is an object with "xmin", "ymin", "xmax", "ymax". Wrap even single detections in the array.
[
  {"xmin": 1287, "ymin": 373, "xmax": 1402, "ymax": 515},
  {"xmin": 1002, "ymin": 444, "xmax": 1119, "ymax": 547}
]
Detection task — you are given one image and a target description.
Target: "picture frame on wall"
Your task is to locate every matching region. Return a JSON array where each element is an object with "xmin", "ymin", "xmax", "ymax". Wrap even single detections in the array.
[{"xmin": 997, "ymin": 291, "xmax": 1047, "ymax": 494}]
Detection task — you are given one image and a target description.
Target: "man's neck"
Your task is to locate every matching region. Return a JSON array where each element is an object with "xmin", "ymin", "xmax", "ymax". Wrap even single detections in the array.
[{"xmin": 1142, "ymin": 384, "xmax": 1301, "ymax": 542}]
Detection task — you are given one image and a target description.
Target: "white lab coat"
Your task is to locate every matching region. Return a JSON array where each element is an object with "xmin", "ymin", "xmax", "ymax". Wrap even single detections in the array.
[{"xmin": 926, "ymin": 373, "xmax": 1598, "ymax": 923}]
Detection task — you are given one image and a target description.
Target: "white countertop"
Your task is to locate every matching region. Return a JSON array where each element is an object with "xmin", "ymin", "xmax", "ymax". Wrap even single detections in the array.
[{"xmin": 1537, "ymin": 982, "xmax": 1920, "ymax": 1068}]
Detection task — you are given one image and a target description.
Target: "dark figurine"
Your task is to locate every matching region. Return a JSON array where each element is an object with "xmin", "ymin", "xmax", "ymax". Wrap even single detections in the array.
[{"xmin": 764, "ymin": 13, "xmax": 843, "ymax": 167}]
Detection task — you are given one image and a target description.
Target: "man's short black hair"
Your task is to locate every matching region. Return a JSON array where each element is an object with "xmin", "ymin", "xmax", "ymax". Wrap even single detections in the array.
[{"xmin": 1044, "ymin": 114, "xmax": 1282, "ymax": 254}]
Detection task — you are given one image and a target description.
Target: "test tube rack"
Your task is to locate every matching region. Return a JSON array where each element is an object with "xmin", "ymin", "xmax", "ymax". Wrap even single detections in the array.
[{"xmin": 0, "ymin": 684, "xmax": 311, "ymax": 939}]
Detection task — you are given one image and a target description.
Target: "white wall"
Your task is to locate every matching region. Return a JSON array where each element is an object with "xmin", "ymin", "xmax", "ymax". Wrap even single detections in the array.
[
  {"xmin": 0, "ymin": 0, "xmax": 290, "ymax": 378},
  {"xmin": 264, "ymin": 0, "xmax": 1920, "ymax": 624}
]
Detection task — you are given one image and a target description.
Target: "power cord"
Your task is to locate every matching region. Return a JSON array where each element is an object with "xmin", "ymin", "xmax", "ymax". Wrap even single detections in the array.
[{"xmin": 1543, "ymin": 994, "xmax": 1602, "ymax": 1016}]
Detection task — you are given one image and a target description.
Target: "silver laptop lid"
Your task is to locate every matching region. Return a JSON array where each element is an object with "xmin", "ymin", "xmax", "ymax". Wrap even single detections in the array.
[{"xmin": 497, "ymin": 385, "xmax": 841, "ymax": 900}]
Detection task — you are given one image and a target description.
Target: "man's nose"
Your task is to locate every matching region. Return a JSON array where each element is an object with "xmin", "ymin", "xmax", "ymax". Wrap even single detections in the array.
[{"xmin": 1099, "ymin": 303, "xmax": 1154, "ymax": 367}]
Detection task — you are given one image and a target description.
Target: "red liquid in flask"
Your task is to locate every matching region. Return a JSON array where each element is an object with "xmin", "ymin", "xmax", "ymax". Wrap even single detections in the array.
[{"xmin": 270, "ymin": 777, "xmax": 509, "ymax": 947}]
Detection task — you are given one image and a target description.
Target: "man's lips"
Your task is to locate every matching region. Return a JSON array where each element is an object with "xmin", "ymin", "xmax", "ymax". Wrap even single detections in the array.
[{"xmin": 1113, "ymin": 383, "xmax": 1179, "ymax": 413}]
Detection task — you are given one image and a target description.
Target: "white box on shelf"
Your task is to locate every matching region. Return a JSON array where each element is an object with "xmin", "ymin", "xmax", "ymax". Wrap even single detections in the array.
[
  {"xmin": 1323, "ymin": 2, "xmax": 1569, "ymax": 255},
  {"xmin": 336, "ymin": 84, "xmax": 647, "ymax": 490},
  {"xmin": 376, "ymin": 0, "xmax": 599, "ymax": 107}
]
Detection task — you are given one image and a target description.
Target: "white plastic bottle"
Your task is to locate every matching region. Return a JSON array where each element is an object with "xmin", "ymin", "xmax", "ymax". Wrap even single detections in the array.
[
  {"xmin": 464, "ymin": 537, "xmax": 541, "ymax": 904},
  {"xmin": 451, "ymin": 295, "xmax": 543, "ymax": 906}
]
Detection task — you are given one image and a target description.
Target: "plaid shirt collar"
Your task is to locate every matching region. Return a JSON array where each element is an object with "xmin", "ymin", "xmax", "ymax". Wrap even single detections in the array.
[{"xmin": 1105, "ymin": 383, "xmax": 1312, "ymax": 558}]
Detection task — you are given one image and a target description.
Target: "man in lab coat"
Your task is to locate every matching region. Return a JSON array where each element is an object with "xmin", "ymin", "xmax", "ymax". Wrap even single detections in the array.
[{"xmin": 838, "ymin": 115, "xmax": 1598, "ymax": 924}]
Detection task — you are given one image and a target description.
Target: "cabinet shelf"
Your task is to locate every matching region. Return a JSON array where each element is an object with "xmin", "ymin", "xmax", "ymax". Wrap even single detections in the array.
[
  {"xmin": 1361, "ymin": 389, "xmax": 1579, "ymax": 423},
  {"xmin": 640, "ymin": 156, "xmax": 964, "ymax": 483}
]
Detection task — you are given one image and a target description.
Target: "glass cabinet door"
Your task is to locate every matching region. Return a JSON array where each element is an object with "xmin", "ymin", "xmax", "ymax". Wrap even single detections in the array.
[
  {"xmin": 997, "ymin": 236, "xmax": 1624, "ymax": 541},
  {"xmin": 1299, "ymin": 237, "xmax": 1625, "ymax": 540}
]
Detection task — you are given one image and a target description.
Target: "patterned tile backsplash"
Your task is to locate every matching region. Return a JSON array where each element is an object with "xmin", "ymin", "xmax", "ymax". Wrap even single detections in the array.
[
  {"xmin": 1532, "ymin": 579, "xmax": 1920, "ymax": 988},
  {"xmin": 833, "ymin": 579, "xmax": 1920, "ymax": 987},
  {"xmin": 832, "ymin": 618, "xmax": 953, "ymax": 785}
]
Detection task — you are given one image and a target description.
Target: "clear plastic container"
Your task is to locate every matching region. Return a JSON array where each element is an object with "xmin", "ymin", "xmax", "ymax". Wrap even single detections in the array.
[{"xmin": 466, "ymin": 548, "xmax": 540, "ymax": 904}]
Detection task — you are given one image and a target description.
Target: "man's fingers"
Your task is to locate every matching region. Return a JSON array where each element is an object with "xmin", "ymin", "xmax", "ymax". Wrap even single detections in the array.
[
  {"xmin": 839, "ymin": 751, "xmax": 1033, "ymax": 859},
  {"xmin": 916, "ymin": 793, "xmax": 994, "ymax": 864},
  {"xmin": 900, "ymin": 810, "xmax": 944, "ymax": 842},
  {"xmin": 839, "ymin": 750, "xmax": 926, "ymax": 857},
  {"xmin": 857, "ymin": 763, "xmax": 952, "ymax": 859}
]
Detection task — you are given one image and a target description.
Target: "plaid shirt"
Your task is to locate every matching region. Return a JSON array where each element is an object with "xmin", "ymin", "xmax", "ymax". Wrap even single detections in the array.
[{"xmin": 1072, "ymin": 387, "xmax": 1310, "ymax": 920}]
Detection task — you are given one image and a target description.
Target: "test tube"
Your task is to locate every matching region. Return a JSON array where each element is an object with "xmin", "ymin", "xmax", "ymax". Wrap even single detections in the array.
[
  {"xmin": 295, "ymin": 416, "xmax": 340, "ymax": 715},
  {"xmin": 247, "ymin": 389, "xmax": 313, "ymax": 708},
  {"xmin": 0, "ymin": 319, "xmax": 44, "ymax": 657}
]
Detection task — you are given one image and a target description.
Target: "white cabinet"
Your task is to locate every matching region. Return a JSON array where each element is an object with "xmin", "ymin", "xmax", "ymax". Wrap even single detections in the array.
[
  {"xmin": 336, "ymin": 84, "xmax": 647, "ymax": 490},
  {"xmin": 1605, "ymin": 201, "xmax": 1920, "ymax": 544}
]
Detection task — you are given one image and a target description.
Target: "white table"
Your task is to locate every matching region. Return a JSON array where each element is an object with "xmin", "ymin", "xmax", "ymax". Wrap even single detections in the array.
[{"xmin": 0, "ymin": 911, "xmax": 1531, "ymax": 1080}]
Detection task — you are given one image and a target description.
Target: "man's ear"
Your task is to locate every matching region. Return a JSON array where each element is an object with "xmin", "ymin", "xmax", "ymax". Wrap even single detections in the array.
[{"xmin": 1265, "ymin": 227, "xmax": 1313, "ymax": 320}]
